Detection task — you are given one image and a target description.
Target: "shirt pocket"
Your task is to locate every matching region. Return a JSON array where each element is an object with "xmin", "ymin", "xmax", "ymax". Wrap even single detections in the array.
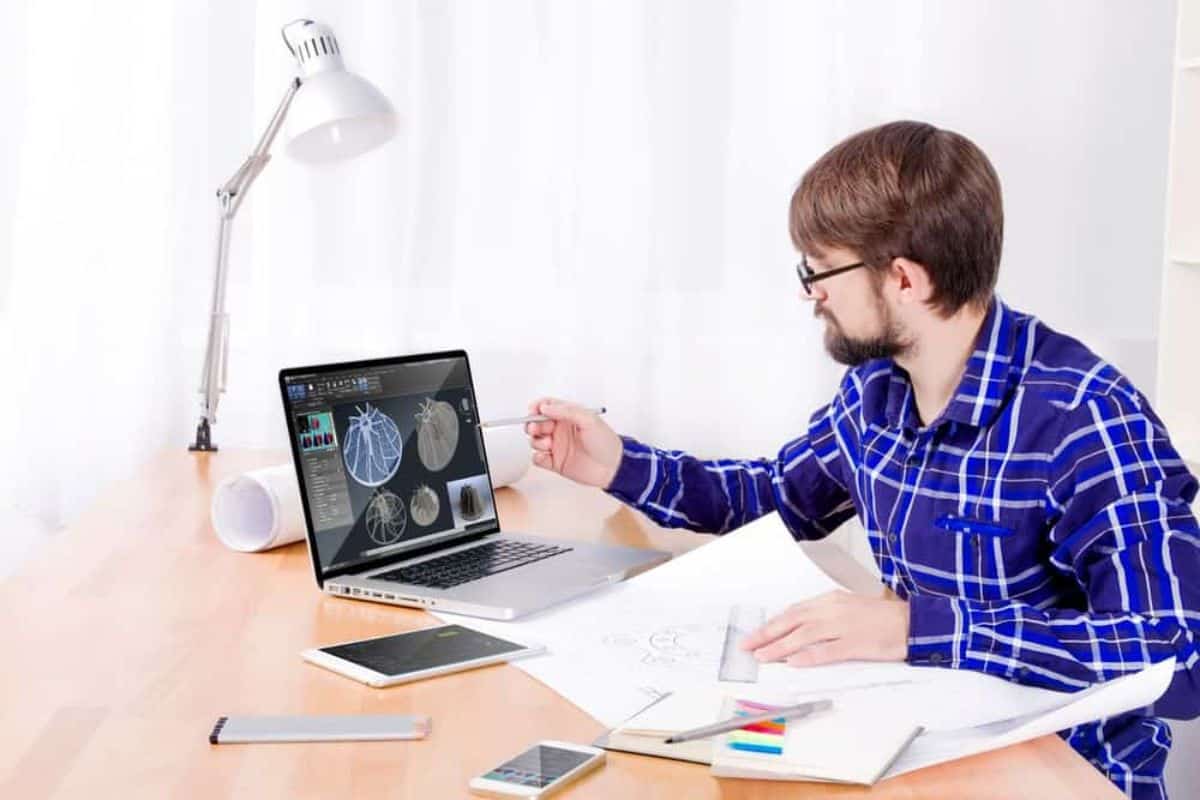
[{"xmin": 931, "ymin": 510, "xmax": 1049, "ymax": 602}]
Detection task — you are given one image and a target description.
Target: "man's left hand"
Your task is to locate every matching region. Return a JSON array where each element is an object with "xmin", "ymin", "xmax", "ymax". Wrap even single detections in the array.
[{"xmin": 739, "ymin": 590, "xmax": 910, "ymax": 667}]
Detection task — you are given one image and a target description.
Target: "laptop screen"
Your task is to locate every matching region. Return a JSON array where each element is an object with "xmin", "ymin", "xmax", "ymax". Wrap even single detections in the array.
[{"xmin": 281, "ymin": 353, "xmax": 499, "ymax": 576}]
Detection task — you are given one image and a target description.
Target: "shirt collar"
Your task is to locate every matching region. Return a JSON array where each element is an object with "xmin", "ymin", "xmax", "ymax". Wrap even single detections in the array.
[{"xmin": 884, "ymin": 297, "xmax": 1020, "ymax": 432}]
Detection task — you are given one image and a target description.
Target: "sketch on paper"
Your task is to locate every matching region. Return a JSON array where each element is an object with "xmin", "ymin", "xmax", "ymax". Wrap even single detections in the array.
[{"xmin": 601, "ymin": 620, "xmax": 727, "ymax": 674}]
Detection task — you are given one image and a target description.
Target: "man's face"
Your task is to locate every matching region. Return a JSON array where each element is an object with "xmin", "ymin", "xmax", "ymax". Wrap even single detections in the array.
[{"xmin": 801, "ymin": 246, "xmax": 909, "ymax": 366}]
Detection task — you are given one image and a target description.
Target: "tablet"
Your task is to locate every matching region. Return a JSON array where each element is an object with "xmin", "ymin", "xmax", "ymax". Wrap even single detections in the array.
[{"xmin": 302, "ymin": 624, "xmax": 545, "ymax": 687}]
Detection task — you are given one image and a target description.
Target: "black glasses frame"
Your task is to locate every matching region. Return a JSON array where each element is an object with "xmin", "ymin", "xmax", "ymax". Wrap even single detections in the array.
[{"xmin": 796, "ymin": 255, "xmax": 866, "ymax": 295}]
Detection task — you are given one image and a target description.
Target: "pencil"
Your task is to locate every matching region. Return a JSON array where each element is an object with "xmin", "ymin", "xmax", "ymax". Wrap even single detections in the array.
[
  {"xmin": 478, "ymin": 407, "xmax": 607, "ymax": 429},
  {"xmin": 663, "ymin": 699, "xmax": 832, "ymax": 744}
]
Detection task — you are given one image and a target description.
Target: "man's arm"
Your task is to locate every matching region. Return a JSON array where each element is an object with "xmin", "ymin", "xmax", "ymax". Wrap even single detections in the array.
[
  {"xmin": 604, "ymin": 400, "xmax": 856, "ymax": 539},
  {"xmin": 908, "ymin": 393, "xmax": 1200, "ymax": 717}
]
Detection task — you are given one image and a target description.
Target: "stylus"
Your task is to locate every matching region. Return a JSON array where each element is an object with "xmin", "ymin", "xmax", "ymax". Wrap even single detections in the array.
[{"xmin": 479, "ymin": 407, "xmax": 607, "ymax": 429}]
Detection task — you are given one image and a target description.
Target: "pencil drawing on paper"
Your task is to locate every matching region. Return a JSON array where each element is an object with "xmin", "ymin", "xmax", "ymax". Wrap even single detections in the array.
[{"xmin": 601, "ymin": 622, "xmax": 726, "ymax": 671}]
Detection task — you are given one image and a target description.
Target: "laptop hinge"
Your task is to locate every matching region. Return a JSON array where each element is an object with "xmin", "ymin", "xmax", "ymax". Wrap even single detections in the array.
[{"xmin": 352, "ymin": 530, "xmax": 495, "ymax": 577}]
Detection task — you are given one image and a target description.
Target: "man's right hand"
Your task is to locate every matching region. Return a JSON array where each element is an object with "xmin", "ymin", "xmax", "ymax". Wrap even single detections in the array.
[{"xmin": 525, "ymin": 397, "xmax": 623, "ymax": 489}]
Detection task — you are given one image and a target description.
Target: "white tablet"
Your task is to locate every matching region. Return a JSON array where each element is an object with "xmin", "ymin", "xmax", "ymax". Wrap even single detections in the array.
[{"xmin": 302, "ymin": 624, "xmax": 545, "ymax": 688}]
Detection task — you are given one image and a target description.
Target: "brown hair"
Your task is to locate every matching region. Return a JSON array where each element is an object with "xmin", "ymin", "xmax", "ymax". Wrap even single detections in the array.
[{"xmin": 789, "ymin": 121, "xmax": 1003, "ymax": 316}]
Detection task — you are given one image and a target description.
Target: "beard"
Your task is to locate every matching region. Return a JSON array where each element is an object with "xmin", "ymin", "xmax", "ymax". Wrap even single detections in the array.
[{"xmin": 816, "ymin": 290, "xmax": 908, "ymax": 366}]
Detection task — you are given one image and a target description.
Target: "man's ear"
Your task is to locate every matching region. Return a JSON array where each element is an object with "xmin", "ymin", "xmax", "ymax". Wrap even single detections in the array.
[{"xmin": 888, "ymin": 257, "xmax": 934, "ymax": 305}]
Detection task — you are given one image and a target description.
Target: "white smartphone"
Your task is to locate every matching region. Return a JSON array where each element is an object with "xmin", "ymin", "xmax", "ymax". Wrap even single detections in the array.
[
  {"xmin": 302, "ymin": 624, "xmax": 544, "ymax": 688},
  {"xmin": 469, "ymin": 740, "xmax": 606, "ymax": 798}
]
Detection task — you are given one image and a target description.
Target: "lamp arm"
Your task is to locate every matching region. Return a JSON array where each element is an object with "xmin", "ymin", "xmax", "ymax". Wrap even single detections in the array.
[
  {"xmin": 189, "ymin": 77, "xmax": 302, "ymax": 452},
  {"xmin": 220, "ymin": 76, "xmax": 302, "ymax": 216}
]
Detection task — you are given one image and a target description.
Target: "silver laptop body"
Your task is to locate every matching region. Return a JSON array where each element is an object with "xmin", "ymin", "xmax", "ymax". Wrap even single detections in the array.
[{"xmin": 280, "ymin": 350, "xmax": 669, "ymax": 621}]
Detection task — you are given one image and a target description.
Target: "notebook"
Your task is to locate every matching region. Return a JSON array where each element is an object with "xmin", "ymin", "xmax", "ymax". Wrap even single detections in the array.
[
  {"xmin": 709, "ymin": 696, "xmax": 922, "ymax": 785},
  {"xmin": 595, "ymin": 689, "xmax": 921, "ymax": 785},
  {"xmin": 595, "ymin": 692, "xmax": 722, "ymax": 764}
]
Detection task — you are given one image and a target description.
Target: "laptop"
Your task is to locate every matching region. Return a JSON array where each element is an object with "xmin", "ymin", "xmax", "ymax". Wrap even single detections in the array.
[{"xmin": 279, "ymin": 350, "xmax": 670, "ymax": 620}]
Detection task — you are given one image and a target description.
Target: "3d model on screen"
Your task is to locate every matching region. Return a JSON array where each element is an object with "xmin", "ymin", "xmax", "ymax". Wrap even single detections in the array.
[
  {"xmin": 459, "ymin": 484, "xmax": 482, "ymax": 521},
  {"xmin": 343, "ymin": 403, "xmax": 403, "ymax": 487},
  {"xmin": 410, "ymin": 484, "xmax": 440, "ymax": 526},
  {"xmin": 365, "ymin": 489, "xmax": 408, "ymax": 546},
  {"xmin": 415, "ymin": 397, "xmax": 460, "ymax": 472}
]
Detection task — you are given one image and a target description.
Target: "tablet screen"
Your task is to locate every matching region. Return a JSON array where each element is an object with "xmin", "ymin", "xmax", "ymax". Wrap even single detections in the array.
[{"xmin": 320, "ymin": 625, "xmax": 528, "ymax": 676}]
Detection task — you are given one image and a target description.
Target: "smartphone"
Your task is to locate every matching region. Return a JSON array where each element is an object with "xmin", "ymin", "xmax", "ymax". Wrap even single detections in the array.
[{"xmin": 469, "ymin": 740, "xmax": 606, "ymax": 798}]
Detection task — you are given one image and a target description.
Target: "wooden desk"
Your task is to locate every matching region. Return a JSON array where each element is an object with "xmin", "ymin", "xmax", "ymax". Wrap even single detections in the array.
[{"xmin": 0, "ymin": 450, "xmax": 1121, "ymax": 799}]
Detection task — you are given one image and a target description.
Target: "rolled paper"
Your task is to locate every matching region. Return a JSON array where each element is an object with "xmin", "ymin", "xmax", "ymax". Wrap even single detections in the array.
[
  {"xmin": 481, "ymin": 424, "xmax": 531, "ymax": 488},
  {"xmin": 211, "ymin": 464, "xmax": 307, "ymax": 553}
]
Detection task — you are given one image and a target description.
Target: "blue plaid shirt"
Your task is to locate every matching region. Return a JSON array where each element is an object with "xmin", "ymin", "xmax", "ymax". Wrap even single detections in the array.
[{"xmin": 607, "ymin": 298, "xmax": 1200, "ymax": 798}]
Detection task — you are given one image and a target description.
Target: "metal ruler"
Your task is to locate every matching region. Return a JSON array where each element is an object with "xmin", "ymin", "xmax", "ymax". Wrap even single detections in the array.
[{"xmin": 717, "ymin": 605, "xmax": 765, "ymax": 683}]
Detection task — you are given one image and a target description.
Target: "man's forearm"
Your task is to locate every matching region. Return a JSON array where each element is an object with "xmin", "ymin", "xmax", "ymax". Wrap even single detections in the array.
[{"xmin": 605, "ymin": 436, "xmax": 776, "ymax": 533}]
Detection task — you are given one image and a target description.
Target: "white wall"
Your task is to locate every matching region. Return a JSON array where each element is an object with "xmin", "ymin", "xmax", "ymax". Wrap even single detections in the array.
[
  {"xmin": 0, "ymin": 2, "xmax": 1179, "ymax": 536},
  {"xmin": 0, "ymin": 0, "xmax": 1180, "ymax": 588}
]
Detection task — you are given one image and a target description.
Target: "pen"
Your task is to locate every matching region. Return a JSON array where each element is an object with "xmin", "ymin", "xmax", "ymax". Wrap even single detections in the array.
[
  {"xmin": 478, "ymin": 407, "xmax": 607, "ymax": 429},
  {"xmin": 662, "ymin": 698, "xmax": 833, "ymax": 744}
]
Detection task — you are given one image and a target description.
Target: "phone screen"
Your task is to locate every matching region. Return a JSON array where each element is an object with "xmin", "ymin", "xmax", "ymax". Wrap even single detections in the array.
[{"xmin": 483, "ymin": 745, "xmax": 593, "ymax": 788}]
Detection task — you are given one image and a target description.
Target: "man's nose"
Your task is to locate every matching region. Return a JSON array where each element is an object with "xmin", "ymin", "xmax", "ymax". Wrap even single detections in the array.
[{"xmin": 800, "ymin": 284, "xmax": 826, "ymax": 303}]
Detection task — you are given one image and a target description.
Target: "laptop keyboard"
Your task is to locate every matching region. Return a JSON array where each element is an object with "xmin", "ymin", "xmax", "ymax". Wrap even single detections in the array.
[{"xmin": 374, "ymin": 540, "xmax": 573, "ymax": 590}]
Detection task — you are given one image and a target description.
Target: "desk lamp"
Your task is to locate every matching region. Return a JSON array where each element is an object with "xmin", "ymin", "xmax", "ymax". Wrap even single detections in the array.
[{"xmin": 189, "ymin": 18, "xmax": 396, "ymax": 451}]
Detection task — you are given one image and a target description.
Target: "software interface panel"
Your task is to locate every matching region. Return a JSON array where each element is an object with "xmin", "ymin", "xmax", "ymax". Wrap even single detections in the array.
[{"xmin": 284, "ymin": 356, "xmax": 497, "ymax": 572}]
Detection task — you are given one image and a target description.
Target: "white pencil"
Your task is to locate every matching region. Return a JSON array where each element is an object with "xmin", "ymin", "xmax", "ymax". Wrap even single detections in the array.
[{"xmin": 479, "ymin": 407, "xmax": 607, "ymax": 429}]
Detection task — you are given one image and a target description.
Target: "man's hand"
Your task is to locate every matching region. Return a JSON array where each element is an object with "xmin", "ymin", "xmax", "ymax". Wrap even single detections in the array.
[
  {"xmin": 739, "ymin": 590, "xmax": 910, "ymax": 667},
  {"xmin": 525, "ymin": 397, "xmax": 624, "ymax": 489}
]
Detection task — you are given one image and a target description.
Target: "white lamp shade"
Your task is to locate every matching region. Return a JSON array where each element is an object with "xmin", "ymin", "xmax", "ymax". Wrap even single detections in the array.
[{"xmin": 285, "ymin": 70, "xmax": 397, "ymax": 164}]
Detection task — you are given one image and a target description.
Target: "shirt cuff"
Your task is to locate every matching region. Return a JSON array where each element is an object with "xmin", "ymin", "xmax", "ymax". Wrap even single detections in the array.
[
  {"xmin": 906, "ymin": 593, "xmax": 963, "ymax": 669},
  {"xmin": 604, "ymin": 436, "xmax": 656, "ymax": 503}
]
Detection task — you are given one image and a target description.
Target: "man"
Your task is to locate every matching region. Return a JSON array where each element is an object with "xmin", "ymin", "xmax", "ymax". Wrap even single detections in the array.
[{"xmin": 524, "ymin": 121, "xmax": 1200, "ymax": 798}]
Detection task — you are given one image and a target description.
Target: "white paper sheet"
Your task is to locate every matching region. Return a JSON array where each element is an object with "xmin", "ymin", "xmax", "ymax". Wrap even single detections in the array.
[
  {"xmin": 613, "ymin": 658, "xmax": 1174, "ymax": 782},
  {"xmin": 434, "ymin": 511, "xmax": 1176, "ymax": 753},
  {"xmin": 886, "ymin": 657, "xmax": 1176, "ymax": 777},
  {"xmin": 436, "ymin": 512, "xmax": 936, "ymax": 725}
]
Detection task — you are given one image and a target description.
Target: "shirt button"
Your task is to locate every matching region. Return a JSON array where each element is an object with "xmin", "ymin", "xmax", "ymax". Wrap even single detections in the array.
[
  {"xmin": 970, "ymin": 536, "xmax": 980, "ymax": 549},
  {"xmin": 930, "ymin": 653, "xmax": 943, "ymax": 665},
  {"xmin": 888, "ymin": 533, "xmax": 898, "ymax": 544}
]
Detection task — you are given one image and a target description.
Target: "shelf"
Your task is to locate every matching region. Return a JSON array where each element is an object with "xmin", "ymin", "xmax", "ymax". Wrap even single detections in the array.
[{"xmin": 1157, "ymin": 1, "xmax": 1199, "ymax": 457}]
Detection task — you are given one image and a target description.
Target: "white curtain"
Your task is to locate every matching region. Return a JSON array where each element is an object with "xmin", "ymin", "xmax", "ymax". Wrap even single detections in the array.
[{"xmin": 0, "ymin": 1, "xmax": 1178, "ymax": 554}]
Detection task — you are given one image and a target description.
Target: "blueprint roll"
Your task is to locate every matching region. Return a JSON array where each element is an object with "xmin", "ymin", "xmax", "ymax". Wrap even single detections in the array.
[
  {"xmin": 482, "ymin": 425, "xmax": 530, "ymax": 488},
  {"xmin": 211, "ymin": 464, "xmax": 307, "ymax": 553}
]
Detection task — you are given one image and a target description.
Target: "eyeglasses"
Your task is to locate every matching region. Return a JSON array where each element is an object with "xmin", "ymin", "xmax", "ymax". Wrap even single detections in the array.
[{"xmin": 795, "ymin": 255, "xmax": 866, "ymax": 295}]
